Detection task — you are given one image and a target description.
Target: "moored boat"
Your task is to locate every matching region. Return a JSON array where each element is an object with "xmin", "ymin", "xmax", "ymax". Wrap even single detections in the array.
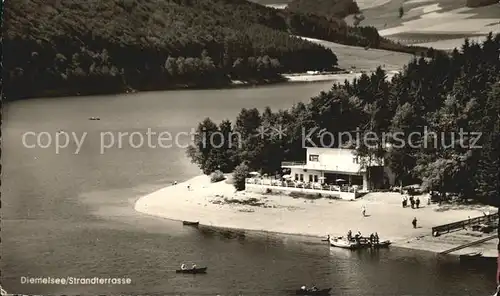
[
  {"xmin": 459, "ymin": 251, "xmax": 482, "ymax": 260},
  {"xmin": 295, "ymin": 287, "xmax": 331, "ymax": 295},
  {"xmin": 329, "ymin": 236, "xmax": 361, "ymax": 250},
  {"xmin": 175, "ymin": 267, "xmax": 207, "ymax": 274},
  {"xmin": 182, "ymin": 221, "xmax": 199, "ymax": 227},
  {"xmin": 459, "ymin": 252, "xmax": 496, "ymax": 266}
]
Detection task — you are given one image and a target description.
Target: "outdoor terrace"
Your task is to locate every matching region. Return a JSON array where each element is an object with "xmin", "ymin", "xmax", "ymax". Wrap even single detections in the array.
[{"xmin": 245, "ymin": 176, "xmax": 360, "ymax": 200}]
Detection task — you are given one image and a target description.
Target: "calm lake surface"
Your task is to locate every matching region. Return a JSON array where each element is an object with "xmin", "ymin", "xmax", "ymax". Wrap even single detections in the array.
[{"xmin": 1, "ymin": 82, "xmax": 495, "ymax": 295}]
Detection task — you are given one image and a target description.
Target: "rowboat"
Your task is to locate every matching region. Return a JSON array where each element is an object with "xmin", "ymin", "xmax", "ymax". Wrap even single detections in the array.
[
  {"xmin": 459, "ymin": 252, "xmax": 496, "ymax": 268},
  {"xmin": 182, "ymin": 221, "xmax": 199, "ymax": 227},
  {"xmin": 493, "ymin": 284, "xmax": 500, "ymax": 296},
  {"xmin": 175, "ymin": 267, "xmax": 207, "ymax": 274},
  {"xmin": 459, "ymin": 251, "xmax": 482, "ymax": 261},
  {"xmin": 295, "ymin": 287, "xmax": 331, "ymax": 295},
  {"xmin": 329, "ymin": 237, "xmax": 361, "ymax": 249}
]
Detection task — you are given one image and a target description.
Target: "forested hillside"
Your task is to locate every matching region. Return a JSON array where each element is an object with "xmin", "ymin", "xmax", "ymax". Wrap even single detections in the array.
[
  {"xmin": 286, "ymin": 0, "xmax": 359, "ymax": 18},
  {"xmin": 187, "ymin": 33, "xmax": 500, "ymax": 205},
  {"xmin": 3, "ymin": 0, "xmax": 424, "ymax": 100},
  {"xmin": 3, "ymin": 0, "xmax": 340, "ymax": 99}
]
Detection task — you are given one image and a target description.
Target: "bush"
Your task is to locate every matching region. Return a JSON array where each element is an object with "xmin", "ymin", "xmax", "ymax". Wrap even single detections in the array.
[
  {"xmin": 289, "ymin": 192, "xmax": 323, "ymax": 199},
  {"xmin": 210, "ymin": 170, "xmax": 225, "ymax": 183},
  {"xmin": 232, "ymin": 163, "xmax": 250, "ymax": 191}
]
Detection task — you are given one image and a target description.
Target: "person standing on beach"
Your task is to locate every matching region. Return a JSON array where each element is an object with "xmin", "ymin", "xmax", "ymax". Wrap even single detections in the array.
[
  {"xmin": 412, "ymin": 217, "xmax": 417, "ymax": 228},
  {"xmin": 362, "ymin": 205, "xmax": 366, "ymax": 217},
  {"xmin": 416, "ymin": 197, "xmax": 420, "ymax": 208}
]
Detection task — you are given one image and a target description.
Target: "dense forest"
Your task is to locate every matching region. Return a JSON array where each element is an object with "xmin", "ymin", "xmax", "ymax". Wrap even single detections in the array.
[
  {"xmin": 466, "ymin": 0, "xmax": 498, "ymax": 7},
  {"xmin": 3, "ymin": 0, "xmax": 426, "ymax": 100},
  {"xmin": 187, "ymin": 33, "xmax": 500, "ymax": 205},
  {"xmin": 286, "ymin": 0, "xmax": 359, "ymax": 19}
]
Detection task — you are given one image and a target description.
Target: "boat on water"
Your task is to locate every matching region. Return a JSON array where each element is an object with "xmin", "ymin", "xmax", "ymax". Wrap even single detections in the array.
[
  {"xmin": 88, "ymin": 116, "xmax": 100, "ymax": 120},
  {"xmin": 321, "ymin": 235, "xmax": 330, "ymax": 242},
  {"xmin": 175, "ymin": 267, "xmax": 207, "ymax": 274},
  {"xmin": 459, "ymin": 251, "xmax": 482, "ymax": 260},
  {"xmin": 182, "ymin": 221, "xmax": 199, "ymax": 227},
  {"xmin": 459, "ymin": 252, "xmax": 496, "ymax": 268},
  {"xmin": 329, "ymin": 236, "xmax": 361, "ymax": 249},
  {"xmin": 295, "ymin": 287, "xmax": 331, "ymax": 295}
]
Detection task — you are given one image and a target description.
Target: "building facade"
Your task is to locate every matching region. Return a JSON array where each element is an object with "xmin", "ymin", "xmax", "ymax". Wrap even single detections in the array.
[{"xmin": 281, "ymin": 147, "xmax": 391, "ymax": 191}]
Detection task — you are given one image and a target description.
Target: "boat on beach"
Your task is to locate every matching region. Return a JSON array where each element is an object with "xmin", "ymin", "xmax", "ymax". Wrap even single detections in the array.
[
  {"xmin": 329, "ymin": 236, "xmax": 361, "ymax": 249},
  {"xmin": 175, "ymin": 267, "xmax": 207, "ymax": 274},
  {"xmin": 182, "ymin": 221, "xmax": 199, "ymax": 227},
  {"xmin": 295, "ymin": 287, "xmax": 331, "ymax": 295}
]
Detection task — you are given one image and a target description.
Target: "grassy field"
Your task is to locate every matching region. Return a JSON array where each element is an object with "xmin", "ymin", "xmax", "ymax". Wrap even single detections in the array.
[
  {"xmin": 346, "ymin": 0, "xmax": 468, "ymax": 29},
  {"xmin": 297, "ymin": 36, "xmax": 415, "ymax": 71},
  {"xmin": 253, "ymin": 0, "xmax": 499, "ymax": 50},
  {"xmin": 349, "ymin": 0, "xmax": 500, "ymax": 49}
]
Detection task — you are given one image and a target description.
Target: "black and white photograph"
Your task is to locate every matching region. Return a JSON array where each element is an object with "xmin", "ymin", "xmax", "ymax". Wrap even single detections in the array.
[{"xmin": 1, "ymin": 0, "xmax": 500, "ymax": 295}]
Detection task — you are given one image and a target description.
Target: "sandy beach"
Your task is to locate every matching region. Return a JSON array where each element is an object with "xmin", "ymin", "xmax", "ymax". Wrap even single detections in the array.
[
  {"xmin": 375, "ymin": 2, "xmax": 500, "ymax": 49},
  {"xmin": 283, "ymin": 71, "xmax": 400, "ymax": 83},
  {"xmin": 135, "ymin": 175, "xmax": 497, "ymax": 254}
]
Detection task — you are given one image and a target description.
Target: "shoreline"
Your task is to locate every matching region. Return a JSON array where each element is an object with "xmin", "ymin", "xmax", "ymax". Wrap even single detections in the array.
[
  {"xmin": 6, "ymin": 73, "xmax": 347, "ymax": 102},
  {"xmin": 8, "ymin": 70, "xmax": 401, "ymax": 102},
  {"xmin": 135, "ymin": 175, "xmax": 497, "ymax": 257}
]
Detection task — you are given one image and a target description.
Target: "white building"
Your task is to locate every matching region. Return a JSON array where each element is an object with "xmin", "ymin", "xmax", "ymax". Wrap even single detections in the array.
[{"xmin": 281, "ymin": 147, "xmax": 388, "ymax": 191}]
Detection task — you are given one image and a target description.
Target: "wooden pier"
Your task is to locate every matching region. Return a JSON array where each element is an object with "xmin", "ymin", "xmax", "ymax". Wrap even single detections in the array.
[
  {"xmin": 439, "ymin": 234, "xmax": 497, "ymax": 255},
  {"xmin": 431, "ymin": 212, "xmax": 498, "ymax": 236}
]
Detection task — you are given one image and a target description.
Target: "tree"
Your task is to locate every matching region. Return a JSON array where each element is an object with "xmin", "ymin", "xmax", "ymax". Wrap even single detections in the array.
[
  {"xmin": 188, "ymin": 33, "xmax": 500, "ymax": 205},
  {"xmin": 232, "ymin": 163, "xmax": 250, "ymax": 191},
  {"xmin": 186, "ymin": 117, "xmax": 221, "ymax": 175}
]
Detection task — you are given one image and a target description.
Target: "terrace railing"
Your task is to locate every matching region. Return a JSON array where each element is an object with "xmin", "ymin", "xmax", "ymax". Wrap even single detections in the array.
[
  {"xmin": 281, "ymin": 161, "xmax": 306, "ymax": 166},
  {"xmin": 245, "ymin": 177, "xmax": 358, "ymax": 193}
]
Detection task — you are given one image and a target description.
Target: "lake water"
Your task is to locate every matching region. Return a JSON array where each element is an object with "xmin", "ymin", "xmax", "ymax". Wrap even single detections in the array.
[{"xmin": 1, "ymin": 82, "xmax": 495, "ymax": 295}]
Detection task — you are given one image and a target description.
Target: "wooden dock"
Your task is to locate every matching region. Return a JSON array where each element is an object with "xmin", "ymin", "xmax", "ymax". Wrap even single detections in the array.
[
  {"xmin": 439, "ymin": 234, "xmax": 497, "ymax": 255},
  {"xmin": 431, "ymin": 212, "xmax": 498, "ymax": 236}
]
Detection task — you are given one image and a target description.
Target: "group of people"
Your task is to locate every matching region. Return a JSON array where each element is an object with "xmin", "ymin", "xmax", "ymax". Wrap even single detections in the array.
[
  {"xmin": 369, "ymin": 233, "xmax": 380, "ymax": 244},
  {"xmin": 347, "ymin": 230, "xmax": 361, "ymax": 242},
  {"xmin": 402, "ymin": 195, "xmax": 420, "ymax": 209},
  {"xmin": 346, "ymin": 230, "xmax": 379, "ymax": 244},
  {"xmin": 300, "ymin": 285, "xmax": 318, "ymax": 292}
]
